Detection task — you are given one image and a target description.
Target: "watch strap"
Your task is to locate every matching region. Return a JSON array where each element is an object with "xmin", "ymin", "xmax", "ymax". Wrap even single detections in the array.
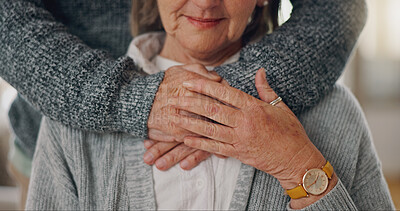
[
  {"xmin": 322, "ymin": 161, "xmax": 333, "ymax": 179},
  {"xmin": 285, "ymin": 184, "xmax": 308, "ymax": 199}
]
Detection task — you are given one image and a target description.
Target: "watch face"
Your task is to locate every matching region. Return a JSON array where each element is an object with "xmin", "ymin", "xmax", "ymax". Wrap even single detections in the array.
[{"xmin": 302, "ymin": 168, "xmax": 329, "ymax": 195}]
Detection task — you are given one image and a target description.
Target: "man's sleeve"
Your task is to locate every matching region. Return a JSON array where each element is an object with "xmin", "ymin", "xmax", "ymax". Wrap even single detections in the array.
[
  {"xmin": 215, "ymin": 0, "xmax": 367, "ymax": 114},
  {"xmin": 0, "ymin": 0, "xmax": 367, "ymax": 138},
  {"xmin": 0, "ymin": 0, "xmax": 163, "ymax": 137}
]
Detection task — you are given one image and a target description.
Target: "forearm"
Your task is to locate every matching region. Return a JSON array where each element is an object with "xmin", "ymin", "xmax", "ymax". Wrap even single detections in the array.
[
  {"xmin": 0, "ymin": 0, "xmax": 163, "ymax": 137},
  {"xmin": 215, "ymin": 0, "xmax": 367, "ymax": 114}
]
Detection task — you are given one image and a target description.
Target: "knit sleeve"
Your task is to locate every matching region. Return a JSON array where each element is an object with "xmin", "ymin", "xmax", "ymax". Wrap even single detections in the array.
[
  {"xmin": 0, "ymin": 0, "xmax": 366, "ymax": 139},
  {"xmin": 0, "ymin": 0, "xmax": 163, "ymax": 137},
  {"xmin": 215, "ymin": 0, "xmax": 367, "ymax": 114}
]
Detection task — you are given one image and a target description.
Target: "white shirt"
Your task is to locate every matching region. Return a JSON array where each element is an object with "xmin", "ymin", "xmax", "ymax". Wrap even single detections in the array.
[{"xmin": 127, "ymin": 32, "xmax": 242, "ymax": 210}]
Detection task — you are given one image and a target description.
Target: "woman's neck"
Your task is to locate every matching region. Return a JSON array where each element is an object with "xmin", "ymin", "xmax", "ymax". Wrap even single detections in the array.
[{"xmin": 159, "ymin": 35, "xmax": 242, "ymax": 67}]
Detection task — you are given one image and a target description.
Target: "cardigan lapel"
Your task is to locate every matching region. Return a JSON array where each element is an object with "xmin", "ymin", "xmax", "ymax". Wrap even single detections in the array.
[
  {"xmin": 228, "ymin": 163, "xmax": 255, "ymax": 210},
  {"xmin": 122, "ymin": 137, "xmax": 157, "ymax": 210}
]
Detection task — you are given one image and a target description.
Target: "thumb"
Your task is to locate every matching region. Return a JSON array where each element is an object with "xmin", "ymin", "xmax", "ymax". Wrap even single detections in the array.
[
  {"xmin": 255, "ymin": 68, "xmax": 275, "ymax": 103},
  {"xmin": 255, "ymin": 68, "xmax": 293, "ymax": 113}
]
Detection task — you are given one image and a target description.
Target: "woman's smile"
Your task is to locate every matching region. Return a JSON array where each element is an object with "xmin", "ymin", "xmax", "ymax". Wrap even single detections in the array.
[
  {"xmin": 158, "ymin": 0, "xmax": 259, "ymax": 65},
  {"xmin": 185, "ymin": 16, "xmax": 225, "ymax": 29}
]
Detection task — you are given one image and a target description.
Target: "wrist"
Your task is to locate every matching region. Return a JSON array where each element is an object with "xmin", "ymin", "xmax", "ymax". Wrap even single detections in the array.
[
  {"xmin": 290, "ymin": 172, "xmax": 338, "ymax": 209},
  {"xmin": 277, "ymin": 150, "xmax": 326, "ymax": 190}
]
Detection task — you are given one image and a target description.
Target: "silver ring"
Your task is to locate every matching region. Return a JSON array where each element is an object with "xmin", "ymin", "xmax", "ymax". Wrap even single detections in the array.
[{"xmin": 270, "ymin": 96, "xmax": 282, "ymax": 106}]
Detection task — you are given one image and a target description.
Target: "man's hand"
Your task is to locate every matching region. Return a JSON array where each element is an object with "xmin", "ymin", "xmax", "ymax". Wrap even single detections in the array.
[
  {"xmin": 148, "ymin": 64, "xmax": 222, "ymax": 142},
  {"xmin": 146, "ymin": 64, "xmax": 223, "ymax": 171},
  {"xmin": 143, "ymin": 139, "xmax": 211, "ymax": 170}
]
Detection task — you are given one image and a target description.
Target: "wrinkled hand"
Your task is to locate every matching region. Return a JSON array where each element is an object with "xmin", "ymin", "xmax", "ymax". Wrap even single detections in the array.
[
  {"xmin": 166, "ymin": 68, "xmax": 326, "ymax": 189},
  {"xmin": 145, "ymin": 64, "xmax": 224, "ymax": 170},
  {"xmin": 148, "ymin": 64, "xmax": 222, "ymax": 142},
  {"xmin": 143, "ymin": 139, "xmax": 212, "ymax": 170}
]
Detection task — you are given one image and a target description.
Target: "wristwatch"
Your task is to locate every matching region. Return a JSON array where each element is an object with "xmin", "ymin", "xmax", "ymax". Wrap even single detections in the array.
[{"xmin": 285, "ymin": 161, "xmax": 334, "ymax": 199}]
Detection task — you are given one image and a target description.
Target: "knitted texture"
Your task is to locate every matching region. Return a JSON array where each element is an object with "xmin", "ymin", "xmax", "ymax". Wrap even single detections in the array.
[
  {"xmin": 216, "ymin": 0, "xmax": 367, "ymax": 110},
  {"xmin": 0, "ymin": 0, "xmax": 366, "ymax": 159},
  {"xmin": 26, "ymin": 85, "xmax": 395, "ymax": 210}
]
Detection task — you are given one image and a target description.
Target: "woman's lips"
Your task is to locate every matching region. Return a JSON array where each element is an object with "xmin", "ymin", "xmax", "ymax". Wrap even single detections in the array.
[{"xmin": 186, "ymin": 16, "xmax": 224, "ymax": 29}]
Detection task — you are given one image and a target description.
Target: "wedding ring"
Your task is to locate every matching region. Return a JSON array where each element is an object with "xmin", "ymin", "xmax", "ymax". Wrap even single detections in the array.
[{"xmin": 270, "ymin": 96, "xmax": 282, "ymax": 106}]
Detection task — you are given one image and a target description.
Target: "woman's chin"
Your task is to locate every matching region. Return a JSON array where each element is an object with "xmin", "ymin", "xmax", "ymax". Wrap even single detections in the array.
[{"xmin": 180, "ymin": 41, "xmax": 239, "ymax": 64}]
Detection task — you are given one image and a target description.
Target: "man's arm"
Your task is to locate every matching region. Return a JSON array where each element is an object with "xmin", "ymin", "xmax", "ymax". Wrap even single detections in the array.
[
  {"xmin": 0, "ymin": 0, "xmax": 367, "ymax": 138},
  {"xmin": 0, "ymin": 0, "xmax": 163, "ymax": 137},
  {"xmin": 216, "ymin": 0, "xmax": 367, "ymax": 113}
]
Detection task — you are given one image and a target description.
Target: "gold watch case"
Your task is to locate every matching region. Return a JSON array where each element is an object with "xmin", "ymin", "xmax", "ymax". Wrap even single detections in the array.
[{"xmin": 302, "ymin": 168, "xmax": 329, "ymax": 195}]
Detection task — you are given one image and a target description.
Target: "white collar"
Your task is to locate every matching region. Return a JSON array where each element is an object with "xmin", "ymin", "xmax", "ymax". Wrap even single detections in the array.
[{"xmin": 126, "ymin": 32, "xmax": 165, "ymax": 75}]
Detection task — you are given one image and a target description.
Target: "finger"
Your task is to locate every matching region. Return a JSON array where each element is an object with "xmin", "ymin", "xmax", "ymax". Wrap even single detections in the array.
[
  {"xmin": 255, "ymin": 68, "xmax": 292, "ymax": 112},
  {"xmin": 182, "ymin": 64, "xmax": 222, "ymax": 82},
  {"xmin": 148, "ymin": 129, "xmax": 176, "ymax": 142},
  {"xmin": 184, "ymin": 137, "xmax": 236, "ymax": 158},
  {"xmin": 214, "ymin": 154, "xmax": 228, "ymax": 159},
  {"xmin": 149, "ymin": 107, "xmax": 207, "ymax": 142},
  {"xmin": 221, "ymin": 79, "xmax": 230, "ymax": 86},
  {"xmin": 182, "ymin": 79, "xmax": 251, "ymax": 109},
  {"xmin": 144, "ymin": 139, "xmax": 157, "ymax": 149},
  {"xmin": 171, "ymin": 114, "xmax": 236, "ymax": 144},
  {"xmin": 180, "ymin": 150, "xmax": 212, "ymax": 170},
  {"xmin": 167, "ymin": 96, "xmax": 241, "ymax": 127},
  {"xmin": 149, "ymin": 106, "xmax": 200, "ymax": 142},
  {"xmin": 154, "ymin": 143, "xmax": 198, "ymax": 171},
  {"xmin": 143, "ymin": 141, "xmax": 180, "ymax": 165}
]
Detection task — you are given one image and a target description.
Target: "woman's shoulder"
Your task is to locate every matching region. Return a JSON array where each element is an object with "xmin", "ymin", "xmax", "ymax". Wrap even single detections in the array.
[
  {"xmin": 298, "ymin": 83, "xmax": 381, "ymax": 190},
  {"xmin": 298, "ymin": 83, "xmax": 368, "ymax": 137},
  {"xmin": 298, "ymin": 83, "xmax": 371, "ymax": 154}
]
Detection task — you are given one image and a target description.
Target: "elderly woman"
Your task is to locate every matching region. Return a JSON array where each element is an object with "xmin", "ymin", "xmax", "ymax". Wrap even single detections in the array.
[{"xmin": 27, "ymin": 0, "xmax": 394, "ymax": 210}]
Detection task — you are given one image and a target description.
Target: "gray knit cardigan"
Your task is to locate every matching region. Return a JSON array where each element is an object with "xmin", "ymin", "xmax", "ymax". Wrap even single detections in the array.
[
  {"xmin": 26, "ymin": 84, "xmax": 395, "ymax": 210},
  {"xmin": 0, "ymin": 0, "xmax": 367, "ymax": 159}
]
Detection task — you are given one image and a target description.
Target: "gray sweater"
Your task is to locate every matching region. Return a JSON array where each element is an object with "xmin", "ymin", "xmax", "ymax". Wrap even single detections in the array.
[
  {"xmin": 0, "ymin": 0, "xmax": 367, "ymax": 159},
  {"xmin": 26, "ymin": 84, "xmax": 395, "ymax": 210}
]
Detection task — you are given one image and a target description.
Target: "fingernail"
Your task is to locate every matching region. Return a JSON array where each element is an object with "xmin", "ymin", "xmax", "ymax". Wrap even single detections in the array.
[
  {"xmin": 144, "ymin": 140, "xmax": 154, "ymax": 148},
  {"xmin": 143, "ymin": 152, "xmax": 154, "ymax": 163},
  {"xmin": 155, "ymin": 158, "xmax": 166, "ymax": 169},
  {"xmin": 183, "ymin": 82, "xmax": 193, "ymax": 89},
  {"xmin": 181, "ymin": 160, "xmax": 190, "ymax": 169}
]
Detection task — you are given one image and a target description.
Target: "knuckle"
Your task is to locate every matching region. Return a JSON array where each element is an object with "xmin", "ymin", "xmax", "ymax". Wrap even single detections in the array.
[
  {"xmin": 205, "ymin": 103, "xmax": 220, "ymax": 116},
  {"xmin": 169, "ymin": 87, "xmax": 183, "ymax": 96},
  {"xmin": 167, "ymin": 120, "xmax": 176, "ymax": 130},
  {"xmin": 164, "ymin": 153, "xmax": 177, "ymax": 164},
  {"xmin": 205, "ymin": 123, "xmax": 217, "ymax": 137},
  {"xmin": 151, "ymin": 146, "xmax": 162, "ymax": 156},
  {"xmin": 212, "ymin": 142, "xmax": 220, "ymax": 152}
]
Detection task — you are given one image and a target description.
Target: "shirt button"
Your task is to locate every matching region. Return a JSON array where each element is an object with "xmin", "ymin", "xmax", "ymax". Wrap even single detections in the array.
[{"xmin": 196, "ymin": 179, "xmax": 204, "ymax": 188}]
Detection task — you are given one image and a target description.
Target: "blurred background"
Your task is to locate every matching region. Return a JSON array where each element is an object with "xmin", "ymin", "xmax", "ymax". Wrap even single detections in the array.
[{"xmin": 0, "ymin": 0, "xmax": 399, "ymax": 209}]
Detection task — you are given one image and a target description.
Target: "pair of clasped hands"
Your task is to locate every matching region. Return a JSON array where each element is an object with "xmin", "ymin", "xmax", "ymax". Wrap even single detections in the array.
[{"xmin": 145, "ymin": 64, "xmax": 326, "ymax": 191}]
